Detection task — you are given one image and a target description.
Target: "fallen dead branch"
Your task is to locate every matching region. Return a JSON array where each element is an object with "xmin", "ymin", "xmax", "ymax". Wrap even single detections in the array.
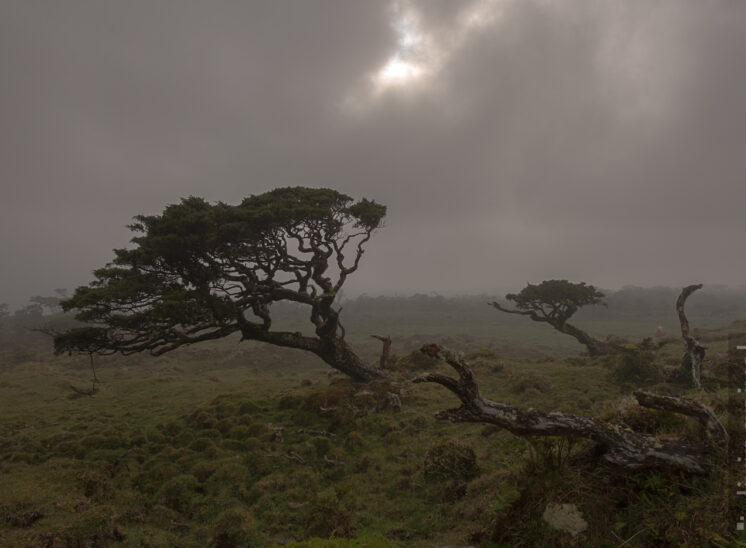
[
  {"xmin": 633, "ymin": 390, "xmax": 727, "ymax": 447},
  {"xmin": 414, "ymin": 344, "xmax": 713, "ymax": 474}
]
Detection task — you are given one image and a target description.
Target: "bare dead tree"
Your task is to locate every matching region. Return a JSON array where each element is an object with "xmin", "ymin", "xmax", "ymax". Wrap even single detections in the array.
[
  {"xmin": 676, "ymin": 284, "xmax": 706, "ymax": 388},
  {"xmin": 414, "ymin": 344, "xmax": 717, "ymax": 474},
  {"xmin": 371, "ymin": 335, "xmax": 392, "ymax": 369}
]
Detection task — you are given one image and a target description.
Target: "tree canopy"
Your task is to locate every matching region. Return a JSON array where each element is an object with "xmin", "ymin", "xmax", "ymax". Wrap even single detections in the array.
[
  {"xmin": 55, "ymin": 187, "xmax": 387, "ymax": 381},
  {"xmin": 504, "ymin": 280, "xmax": 605, "ymax": 323}
]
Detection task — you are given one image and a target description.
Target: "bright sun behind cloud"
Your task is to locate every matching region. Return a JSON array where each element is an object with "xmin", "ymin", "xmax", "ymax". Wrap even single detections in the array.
[
  {"xmin": 377, "ymin": 57, "xmax": 424, "ymax": 87},
  {"xmin": 368, "ymin": 0, "xmax": 504, "ymax": 96}
]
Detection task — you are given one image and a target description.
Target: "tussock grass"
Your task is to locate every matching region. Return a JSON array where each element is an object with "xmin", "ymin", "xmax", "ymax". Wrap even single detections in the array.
[{"xmin": 0, "ymin": 327, "xmax": 742, "ymax": 546}]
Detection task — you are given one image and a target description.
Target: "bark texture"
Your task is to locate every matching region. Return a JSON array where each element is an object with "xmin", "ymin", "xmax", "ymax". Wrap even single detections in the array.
[
  {"xmin": 633, "ymin": 390, "xmax": 727, "ymax": 447},
  {"xmin": 415, "ymin": 344, "xmax": 712, "ymax": 474}
]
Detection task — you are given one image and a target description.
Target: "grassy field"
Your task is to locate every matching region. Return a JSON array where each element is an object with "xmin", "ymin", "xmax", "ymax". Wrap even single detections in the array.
[{"xmin": 0, "ymin": 315, "xmax": 744, "ymax": 546}]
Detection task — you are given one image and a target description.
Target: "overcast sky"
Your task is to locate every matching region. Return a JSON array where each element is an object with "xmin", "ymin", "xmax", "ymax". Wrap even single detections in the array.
[{"xmin": 1, "ymin": 0, "xmax": 745, "ymax": 307}]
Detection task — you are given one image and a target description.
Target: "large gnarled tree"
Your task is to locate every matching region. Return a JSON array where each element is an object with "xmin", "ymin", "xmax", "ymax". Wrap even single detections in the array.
[
  {"xmin": 489, "ymin": 280, "xmax": 612, "ymax": 356},
  {"xmin": 54, "ymin": 187, "xmax": 386, "ymax": 381}
]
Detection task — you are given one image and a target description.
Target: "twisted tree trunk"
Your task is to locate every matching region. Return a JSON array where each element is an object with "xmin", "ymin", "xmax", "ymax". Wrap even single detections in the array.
[
  {"xmin": 676, "ymin": 284, "xmax": 706, "ymax": 388},
  {"xmin": 371, "ymin": 335, "xmax": 392, "ymax": 369},
  {"xmin": 315, "ymin": 337, "xmax": 386, "ymax": 382},
  {"xmin": 414, "ymin": 344, "xmax": 716, "ymax": 474},
  {"xmin": 554, "ymin": 321, "xmax": 614, "ymax": 357}
]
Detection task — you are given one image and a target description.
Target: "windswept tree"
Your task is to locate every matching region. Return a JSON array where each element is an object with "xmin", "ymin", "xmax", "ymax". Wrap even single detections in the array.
[
  {"xmin": 489, "ymin": 280, "xmax": 612, "ymax": 356},
  {"xmin": 54, "ymin": 187, "xmax": 387, "ymax": 382}
]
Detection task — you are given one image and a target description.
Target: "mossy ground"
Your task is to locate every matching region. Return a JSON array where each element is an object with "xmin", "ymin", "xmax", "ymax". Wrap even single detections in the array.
[{"xmin": 0, "ymin": 323, "xmax": 744, "ymax": 546}]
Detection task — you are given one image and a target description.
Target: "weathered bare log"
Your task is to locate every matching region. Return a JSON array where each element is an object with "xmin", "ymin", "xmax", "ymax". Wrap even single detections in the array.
[
  {"xmin": 633, "ymin": 390, "xmax": 727, "ymax": 447},
  {"xmin": 414, "ymin": 344, "xmax": 708, "ymax": 474},
  {"xmin": 371, "ymin": 335, "xmax": 392, "ymax": 369},
  {"xmin": 676, "ymin": 284, "xmax": 706, "ymax": 388}
]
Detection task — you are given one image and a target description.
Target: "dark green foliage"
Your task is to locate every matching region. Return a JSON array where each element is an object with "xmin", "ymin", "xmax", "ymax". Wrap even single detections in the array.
[
  {"xmin": 506, "ymin": 280, "xmax": 605, "ymax": 319},
  {"xmin": 53, "ymin": 187, "xmax": 386, "ymax": 380},
  {"xmin": 423, "ymin": 441, "xmax": 479, "ymax": 483}
]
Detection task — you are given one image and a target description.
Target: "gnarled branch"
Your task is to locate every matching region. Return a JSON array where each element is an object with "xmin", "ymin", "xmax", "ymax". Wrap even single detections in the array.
[
  {"xmin": 414, "ymin": 344, "xmax": 712, "ymax": 474},
  {"xmin": 633, "ymin": 390, "xmax": 727, "ymax": 447}
]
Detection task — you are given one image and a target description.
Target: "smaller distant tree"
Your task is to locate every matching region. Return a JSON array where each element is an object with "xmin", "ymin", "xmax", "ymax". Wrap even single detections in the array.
[
  {"xmin": 489, "ymin": 280, "xmax": 613, "ymax": 356},
  {"xmin": 30, "ymin": 295, "xmax": 62, "ymax": 314},
  {"xmin": 0, "ymin": 303, "xmax": 8, "ymax": 319},
  {"xmin": 14, "ymin": 303, "xmax": 43, "ymax": 319}
]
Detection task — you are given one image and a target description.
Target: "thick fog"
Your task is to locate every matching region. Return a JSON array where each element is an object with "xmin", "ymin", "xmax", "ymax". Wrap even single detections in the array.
[{"xmin": 1, "ymin": 1, "xmax": 745, "ymax": 308}]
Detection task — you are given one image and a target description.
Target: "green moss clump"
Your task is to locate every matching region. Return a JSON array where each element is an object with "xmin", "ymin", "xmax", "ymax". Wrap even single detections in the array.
[
  {"xmin": 154, "ymin": 474, "xmax": 200, "ymax": 513},
  {"xmin": 80, "ymin": 434, "xmax": 124, "ymax": 451},
  {"xmin": 238, "ymin": 401, "xmax": 260, "ymax": 415},
  {"xmin": 188, "ymin": 410, "xmax": 216, "ymax": 430},
  {"xmin": 310, "ymin": 436, "xmax": 331, "ymax": 458},
  {"xmin": 281, "ymin": 537, "xmax": 397, "ymax": 547},
  {"xmin": 190, "ymin": 437, "xmax": 216, "ymax": 452},
  {"xmin": 216, "ymin": 418, "xmax": 235, "ymax": 435},
  {"xmin": 227, "ymin": 425, "xmax": 251, "ymax": 440},
  {"xmin": 304, "ymin": 489, "xmax": 355, "ymax": 539},
  {"xmin": 509, "ymin": 373, "xmax": 551, "ymax": 394},
  {"xmin": 160, "ymin": 420, "xmax": 183, "ymax": 437},
  {"xmin": 209, "ymin": 506, "xmax": 258, "ymax": 547},
  {"xmin": 343, "ymin": 431, "xmax": 364, "ymax": 452},
  {"xmin": 205, "ymin": 462, "xmax": 250, "ymax": 497},
  {"xmin": 78, "ymin": 469, "xmax": 112, "ymax": 500},
  {"xmin": 221, "ymin": 439, "xmax": 247, "ymax": 452},
  {"xmin": 423, "ymin": 441, "xmax": 479, "ymax": 483},
  {"xmin": 277, "ymin": 394, "xmax": 305, "ymax": 410},
  {"xmin": 609, "ymin": 347, "xmax": 663, "ymax": 388},
  {"xmin": 191, "ymin": 460, "xmax": 218, "ymax": 482},
  {"xmin": 246, "ymin": 423, "xmax": 268, "ymax": 437}
]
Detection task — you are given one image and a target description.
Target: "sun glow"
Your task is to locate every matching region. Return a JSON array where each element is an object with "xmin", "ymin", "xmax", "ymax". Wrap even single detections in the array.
[
  {"xmin": 368, "ymin": 0, "xmax": 504, "ymax": 95},
  {"xmin": 377, "ymin": 57, "xmax": 424, "ymax": 86}
]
